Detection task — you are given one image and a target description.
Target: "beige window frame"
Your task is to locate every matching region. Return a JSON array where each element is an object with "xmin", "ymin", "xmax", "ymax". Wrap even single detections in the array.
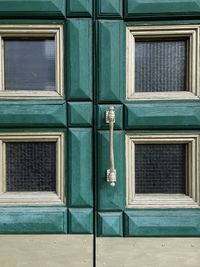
[
  {"xmin": 126, "ymin": 25, "xmax": 199, "ymax": 100},
  {"xmin": 0, "ymin": 25, "xmax": 64, "ymax": 99},
  {"xmin": 0, "ymin": 132, "xmax": 64, "ymax": 206},
  {"xmin": 126, "ymin": 134, "xmax": 199, "ymax": 208}
]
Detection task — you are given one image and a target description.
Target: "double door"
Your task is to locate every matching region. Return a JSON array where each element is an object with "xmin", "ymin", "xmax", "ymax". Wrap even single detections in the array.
[{"xmin": 0, "ymin": 1, "xmax": 199, "ymax": 267}]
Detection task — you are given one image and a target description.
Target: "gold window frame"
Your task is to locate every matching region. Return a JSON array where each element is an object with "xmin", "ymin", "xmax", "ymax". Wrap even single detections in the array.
[
  {"xmin": 0, "ymin": 25, "xmax": 64, "ymax": 99},
  {"xmin": 0, "ymin": 132, "xmax": 64, "ymax": 205},
  {"xmin": 126, "ymin": 25, "xmax": 199, "ymax": 100},
  {"xmin": 126, "ymin": 134, "xmax": 199, "ymax": 208}
]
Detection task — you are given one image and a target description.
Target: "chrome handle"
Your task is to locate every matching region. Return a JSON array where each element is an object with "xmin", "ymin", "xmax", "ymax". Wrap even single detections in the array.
[{"xmin": 105, "ymin": 106, "xmax": 116, "ymax": 187}]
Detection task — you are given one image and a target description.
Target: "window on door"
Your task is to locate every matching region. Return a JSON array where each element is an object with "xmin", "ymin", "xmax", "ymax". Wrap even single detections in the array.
[
  {"xmin": 0, "ymin": 132, "xmax": 64, "ymax": 205},
  {"xmin": 126, "ymin": 25, "xmax": 199, "ymax": 100},
  {"xmin": 0, "ymin": 25, "xmax": 64, "ymax": 98},
  {"xmin": 126, "ymin": 134, "xmax": 199, "ymax": 208}
]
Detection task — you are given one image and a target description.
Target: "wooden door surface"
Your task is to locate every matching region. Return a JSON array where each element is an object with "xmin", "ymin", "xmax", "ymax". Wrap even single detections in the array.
[{"xmin": 95, "ymin": 1, "xmax": 200, "ymax": 266}]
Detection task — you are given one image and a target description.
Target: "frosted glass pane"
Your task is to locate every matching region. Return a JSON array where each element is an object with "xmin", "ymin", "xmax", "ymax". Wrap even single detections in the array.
[
  {"xmin": 135, "ymin": 144, "xmax": 186, "ymax": 194},
  {"xmin": 6, "ymin": 142, "xmax": 56, "ymax": 192},
  {"xmin": 135, "ymin": 40, "xmax": 187, "ymax": 92}
]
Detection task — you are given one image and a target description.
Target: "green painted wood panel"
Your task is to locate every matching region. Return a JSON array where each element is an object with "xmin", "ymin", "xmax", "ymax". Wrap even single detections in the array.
[
  {"xmin": 0, "ymin": 101, "xmax": 66, "ymax": 127},
  {"xmin": 67, "ymin": 19, "xmax": 92, "ymax": 100},
  {"xmin": 98, "ymin": 212, "xmax": 123, "ymax": 236},
  {"xmin": 67, "ymin": 0, "xmax": 92, "ymax": 17},
  {"xmin": 125, "ymin": 209, "xmax": 200, "ymax": 237},
  {"xmin": 97, "ymin": 20, "xmax": 125, "ymax": 103},
  {"xmin": 125, "ymin": 0, "xmax": 200, "ymax": 19},
  {"xmin": 0, "ymin": 207, "xmax": 67, "ymax": 234},
  {"xmin": 68, "ymin": 128, "xmax": 93, "ymax": 207},
  {"xmin": 97, "ymin": 0, "xmax": 123, "ymax": 18},
  {"xmin": 68, "ymin": 208, "xmax": 93, "ymax": 234},
  {"xmin": 98, "ymin": 131, "xmax": 125, "ymax": 210},
  {"xmin": 68, "ymin": 102, "xmax": 92, "ymax": 127},
  {"xmin": 97, "ymin": 104, "xmax": 123, "ymax": 130},
  {"xmin": 125, "ymin": 101, "xmax": 200, "ymax": 129},
  {"xmin": 0, "ymin": 0, "xmax": 66, "ymax": 18}
]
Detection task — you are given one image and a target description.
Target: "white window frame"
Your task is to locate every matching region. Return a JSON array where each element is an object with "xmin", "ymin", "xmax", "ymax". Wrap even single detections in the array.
[
  {"xmin": 0, "ymin": 24, "xmax": 64, "ymax": 99},
  {"xmin": 126, "ymin": 25, "xmax": 199, "ymax": 100},
  {"xmin": 126, "ymin": 133, "xmax": 199, "ymax": 208},
  {"xmin": 0, "ymin": 132, "xmax": 64, "ymax": 206}
]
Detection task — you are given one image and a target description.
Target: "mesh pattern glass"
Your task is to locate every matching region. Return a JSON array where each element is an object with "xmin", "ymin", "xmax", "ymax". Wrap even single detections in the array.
[
  {"xmin": 6, "ymin": 142, "xmax": 56, "ymax": 192},
  {"xmin": 135, "ymin": 40, "xmax": 187, "ymax": 92},
  {"xmin": 4, "ymin": 38, "xmax": 55, "ymax": 91},
  {"xmin": 135, "ymin": 144, "xmax": 186, "ymax": 194}
]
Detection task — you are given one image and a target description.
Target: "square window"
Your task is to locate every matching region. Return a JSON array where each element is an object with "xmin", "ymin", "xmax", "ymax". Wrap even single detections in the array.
[
  {"xmin": 0, "ymin": 132, "xmax": 64, "ymax": 205},
  {"xmin": 135, "ymin": 144, "xmax": 186, "ymax": 194},
  {"xmin": 0, "ymin": 25, "xmax": 63, "ymax": 98},
  {"xmin": 126, "ymin": 25, "xmax": 199, "ymax": 100},
  {"xmin": 135, "ymin": 40, "xmax": 187, "ymax": 92},
  {"xmin": 126, "ymin": 134, "xmax": 199, "ymax": 208},
  {"xmin": 6, "ymin": 142, "xmax": 56, "ymax": 192},
  {"xmin": 4, "ymin": 39, "xmax": 56, "ymax": 91}
]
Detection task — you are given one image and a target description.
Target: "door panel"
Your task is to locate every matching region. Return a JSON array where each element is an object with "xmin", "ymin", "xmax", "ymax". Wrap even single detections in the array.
[
  {"xmin": 124, "ymin": 0, "xmax": 200, "ymax": 20},
  {"xmin": 67, "ymin": 19, "xmax": 93, "ymax": 100},
  {"xmin": 125, "ymin": 102, "xmax": 200, "ymax": 129},
  {"xmin": 97, "ymin": 131, "xmax": 125, "ymax": 210},
  {"xmin": 97, "ymin": 20, "xmax": 125, "ymax": 103}
]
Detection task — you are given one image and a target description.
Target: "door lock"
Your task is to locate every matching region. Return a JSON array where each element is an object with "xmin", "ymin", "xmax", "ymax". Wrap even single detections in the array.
[{"xmin": 105, "ymin": 106, "xmax": 116, "ymax": 187}]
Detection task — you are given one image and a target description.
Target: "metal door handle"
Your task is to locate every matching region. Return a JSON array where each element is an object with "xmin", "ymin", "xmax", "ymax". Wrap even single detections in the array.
[{"xmin": 105, "ymin": 106, "xmax": 116, "ymax": 187}]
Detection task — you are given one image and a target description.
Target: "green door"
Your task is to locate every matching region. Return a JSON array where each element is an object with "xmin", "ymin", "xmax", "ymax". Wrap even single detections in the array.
[
  {"xmin": 96, "ymin": 0, "xmax": 200, "ymax": 266},
  {"xmin": 0, "ymin": 1, "xmax": 200, "ymax": 267},
  {"xmin": 0, "ymin": 1, "xmax": 94, "ymax": 266}
]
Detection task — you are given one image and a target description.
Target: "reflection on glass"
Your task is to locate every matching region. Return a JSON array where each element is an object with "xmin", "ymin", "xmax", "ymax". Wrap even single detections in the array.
[{"xmin": 4, "ymin": 39, "xmax": 55, "ymax": 91}]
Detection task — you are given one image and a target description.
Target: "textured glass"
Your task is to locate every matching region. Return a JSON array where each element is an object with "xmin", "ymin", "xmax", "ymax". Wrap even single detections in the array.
[
  {"xmin": 135, "ymin": 144, "xmax": 186, "ymax": 193},
  {"xmin": 4, "ymin": 39, "xmax": 55, "ymax": 90},
  {"xmin": 6, "ymin": 142, "xmax": 56, "ymax": 192},
  {"xmin": 135, "ymin": 40, "xmax": 187, "ymax": 92}
]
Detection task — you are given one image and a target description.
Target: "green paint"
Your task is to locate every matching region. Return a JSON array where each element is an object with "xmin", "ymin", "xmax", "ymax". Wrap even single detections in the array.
[
  {"xmin": 0, "ymin": 0, "xmax": 66, "ymax": 18},
  {"xmin": 67, "ymin": 0, "xmax": 92, "ymax": 17},
  {"xmin": 125, "ymin": 101, "xmax": 200, "ymax": 129},
  {"xmin": 97, "ymin": 104, "xmax": 123, "ymax": 130},
  {"xmin": 98, "ymin": 131, "xmax": 125, "ymax": 210},
  {"xmin": 0, "ymin": 207, "xmax": 67, "ymax": 234},
  {"xmin": 68, "ymin": 208, "xmax": 93, "ymax": 234},
  {"xmin": 98, "ymin": 212, "xmax": 123, "ymax": 236},
  {"xmin": 125, "ymin": 0, "xmax": 200, "ymax": 19},
  {"xmin": 68, "ymin": 102, "xmax": 92, "ymax": 126},
  {"xmin": 97, "ymin": 0, "xmax": 123, "ymax": 18},
  {"xmin": 1, "ymin": 0, "xmax": 200, "ymax": 238},
  {"xmin": 0, "ymin": 101, "xmax": 66, "ymax": 127},
  {"xmin": 97, "ymin": 20, "xmax": 125, "ymax": 103},
  {"xmin": 67, "ymin": 19, "xmax": 93, "ymax": 100},
  {"xmin": 125, "ymin": 209, "xmax": 200, "ymax": 236},
  {"xmin": 68, "ymin": 128, "xmax": 93, "ymax": 207}
]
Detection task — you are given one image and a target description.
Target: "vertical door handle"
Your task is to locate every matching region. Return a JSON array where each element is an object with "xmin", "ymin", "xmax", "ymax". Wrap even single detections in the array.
[{"xmin": 105, "ymin": 106, "xmax": 116, "ymax": 187}]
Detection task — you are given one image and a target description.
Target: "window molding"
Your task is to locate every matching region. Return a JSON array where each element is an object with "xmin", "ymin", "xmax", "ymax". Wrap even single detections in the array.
[
  {"xmin": 0, "ymin": 24, "xmax": 64, "ymax": 99},
  {"xmin": 0, "ymin": 132, "xmax": 64, "ymax": 206},
  {"xmin": 126, "ymin": 134, "xmax": 199, "ymax": 208},
  {"xmin": 126, "ymin": 25, "xmax": 199, "ymax": 100}
]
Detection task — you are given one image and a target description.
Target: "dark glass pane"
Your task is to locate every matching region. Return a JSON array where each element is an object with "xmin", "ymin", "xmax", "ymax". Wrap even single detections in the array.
[
  {"xmin": 135, "ymin": 40, "xmax": 187, "ymax": 92},
  {"xmin": 135, "ymin": 144, "xmax": 186, "ymax": 193},
  {"xmin": 4, "ymin": 39, "xmax": 55, "ymax": 90},
  {"xmin": 6, "ymin": 142, "xmax": 56, "ymax": 192}
]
